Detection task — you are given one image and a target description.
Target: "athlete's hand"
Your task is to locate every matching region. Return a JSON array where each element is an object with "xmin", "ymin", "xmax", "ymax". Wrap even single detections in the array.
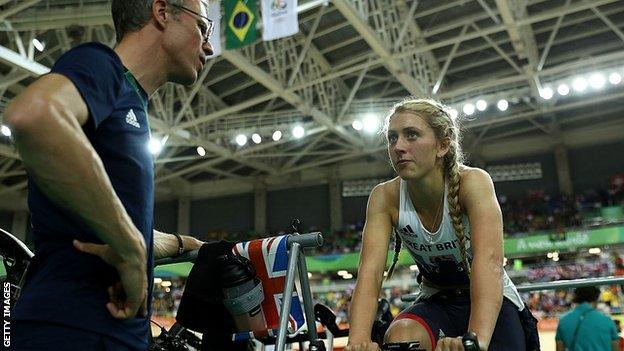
[
  {"xmin": 436, "ymin": 337, "xmax": 465, "ymax": 351},
  {"xmin": 73, "ymin": 239, "xmax": 148, "ymax": 319},
  {"xmin": 345, "ymin": 341, "xmax": 381, "ymax": 351}
]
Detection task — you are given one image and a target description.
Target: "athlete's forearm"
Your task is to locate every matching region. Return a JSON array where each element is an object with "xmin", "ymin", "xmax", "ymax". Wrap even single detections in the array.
[
  {"xmin": 468, "ymin": 256, "xmax": 503, "ymax": 349},
  {"xmin": 348, "ymin": 271, "xmax": 383, "ymax": 343}
]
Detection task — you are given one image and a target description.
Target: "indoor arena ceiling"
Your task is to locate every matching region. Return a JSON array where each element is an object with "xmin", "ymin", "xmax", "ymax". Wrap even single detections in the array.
[{"xmin": 1, "ymin": 0, "xmax": 624, "ymax": 206}]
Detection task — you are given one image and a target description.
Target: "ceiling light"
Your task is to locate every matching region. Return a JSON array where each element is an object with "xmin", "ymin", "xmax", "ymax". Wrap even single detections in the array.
[
  {"xmin": 342, "ymin": 273, "xmax": 353, "ymax": 279},
  {"xmin": 362, "ymin": 113, "xmax": 380, "ymax": 133},
  {"xmin": 352, "ymin": 120, "xmax": 363, "ymax": 131},
  {"xmin": 475, "ymin": 99, "xmax": 487, "ymax": 111},
  {"xmin": 32, "ymin": 38, "xmax": 45, "ymax": 52},
  {"xmin": 557, "ymin": 83, "xmax": 570, "ymax": 96},
  {"xmin": 496, "ymin": 99, "xmax": 508, "ymax": 111},
  {"xmin": 272, "ymin": 130, "xmax": 282, "ymax": 141},
  {"xmin": 589, "ymin": 73, "xmax": 606, "ymax": 89},
  {"xmin": 539, "ymin": 87, "xmax": 554, "ymax": 100},
  {"xmin": 588, "ymin": 247, "xmax": 601, "ymax": 254},
  {"xmin": 337, "ymin": 270, "xmax": 348, "ymax": 276},
  {"xmin": 196, "ymin": 146, "xmax": 206, "ymax": 156},
  {"xmin": 235, "ymin": 134, "xmax": 247, "ymax": 146},
  {"xmin": 292, "ymin": 126, "xmax": 305, "ymax": 139},
  {"xmin": 0, "ymin": 125, "xmax": 11, "ymax": 137},
  {"xmin": 409, "ymin": 265, "xmax": 419, "ymax": 271},
  {"xmin": 609, "ymin": 72, "xmax": 622, "ymax": 85},
  {"xmin": 462, "ymin": 103, "xmax": 475, "ymax": 116},
  {"xmin": 572, "ymin": 77, "xmax": 588, "ymax": 92},
  {"xmin": 448, "ymin": 108, "xmax": 458, "ymax": 119},
  {"xmin": 148, "ymin": 137, "xmax": 163, "ymax": 155},
  {"xmin": 251, "ymin": 133, "xmax": 262, "ymax": 144}
]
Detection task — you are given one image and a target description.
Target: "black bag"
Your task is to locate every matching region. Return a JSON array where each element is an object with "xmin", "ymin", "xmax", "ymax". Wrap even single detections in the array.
[
  {"xmin": 175, "ymin": 240, "xmax": 248, "ymax": 351},
  {"xmin": 518, "ymin": 303, "xmax": 541, "ymax": 351}
]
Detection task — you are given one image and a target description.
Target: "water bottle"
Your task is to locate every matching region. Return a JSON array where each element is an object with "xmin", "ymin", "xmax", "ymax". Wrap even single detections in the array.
[{"xmin": 218, "ymin": 253, "xmax": 267, "ymax": 333}]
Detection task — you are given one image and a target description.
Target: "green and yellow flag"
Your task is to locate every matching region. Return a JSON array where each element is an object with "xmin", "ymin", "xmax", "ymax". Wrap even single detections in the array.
[{"xmin": 224, "ymin": 0, "xmax": 257, "ymax": 49}]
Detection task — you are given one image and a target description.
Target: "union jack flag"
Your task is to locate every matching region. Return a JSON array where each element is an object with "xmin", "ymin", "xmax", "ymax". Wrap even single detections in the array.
[{"xmin": 233, "ymin": 235, "xmax": 306, "ymax": 333}]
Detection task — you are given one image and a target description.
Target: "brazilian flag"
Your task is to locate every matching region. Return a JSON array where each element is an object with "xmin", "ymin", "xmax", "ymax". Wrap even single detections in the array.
[{"xmin": 225, "ymin": 0, "xmax": 257, "ymax": 49}]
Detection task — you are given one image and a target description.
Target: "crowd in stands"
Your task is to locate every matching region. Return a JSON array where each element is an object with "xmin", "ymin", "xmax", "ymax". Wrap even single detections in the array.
[
  {"xmin": 500, "ymin": 186, "xmax": 623, "ymax": 236},
  {"xmin": 193, "ymin": 185, "xmax": 624, "ymax": 255}
]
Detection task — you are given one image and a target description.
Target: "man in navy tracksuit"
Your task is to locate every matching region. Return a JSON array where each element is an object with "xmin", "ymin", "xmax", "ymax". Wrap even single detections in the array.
[{"xmin": 5, "ymin": 1, "xmax": 213, "ymax": 349}]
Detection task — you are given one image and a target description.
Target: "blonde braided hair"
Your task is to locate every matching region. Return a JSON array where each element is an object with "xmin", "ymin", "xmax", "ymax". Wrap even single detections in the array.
[{"xmin": 383, "ymin": 98, "xmax": 471, "ymax": 278}]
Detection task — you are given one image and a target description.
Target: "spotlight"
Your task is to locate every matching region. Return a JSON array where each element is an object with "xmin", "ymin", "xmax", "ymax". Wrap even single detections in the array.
[
  {"xmin": 475, "ymin": 99, "xmax": 487, "ymax": 111},
  {"xmin": 235, "ymin": 134, "xmax": 247, "ymax": 146},
  {"xmin": 352, "ymin": 120, "xmax": 363, "ymax": 131},
  {"xmin": 0, "ymin": 125, "xmax": 11, "ymax": 137},
  {"xmin": 148, "ymin": 138, "xmax": 163, "ymax": 155},
  {"xmin": 557, "ymin": 83, "xmax": 570, "ymax": 96},
  {"xmin": 32, "ymin": 38, "xmax": 45, "ymax": 52},
  {"xmin": 448, "ymin": 108, "xmax": 458, "ymax": 119},
  {"xmin": 362, "ymin": 113, "xmax": 380, "ymax": 133},
  {"xmin": 588, "ymin": 247, "xmax": 601, "ymax": 254},
  {"xmin": 572, "ymin": 77, "xmax": 588, "ymax": 92},
  {"xmin": 462, "ymin": 103, "xmax": 475, "ymax": 116},
  {"xmin": 609, "ymin": 72, "xmax": 622, "ymax": 85},
  {"xmin": 251, "ymin": 133, "xmax": 262, "ymax": 144},
  {"xmin": 196, "ymin": 146, "xmax": 206, "ymax": 156},
  {"xmin": 539, "ymin": 87, "xmax": 553, "ymax": 100},
  {"xmin": 292, "ymin": 126, "xmax": 305, "ymax": 139},
  {"xmin": 272, "ymin": 130, "xmax": 282, "ymax": 141},
  {"xmin": 589, "ymin": 73, "xmax": 606, "ymax": 89},
  {"xmin": 496, "ymin": 99, "xmax": 508, "ymax": 111}
]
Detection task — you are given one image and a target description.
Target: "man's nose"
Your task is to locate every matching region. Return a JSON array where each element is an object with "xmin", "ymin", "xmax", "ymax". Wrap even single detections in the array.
[{"xmin": 203, "ymin": 40, "xmax": 214, "ymax": 57}]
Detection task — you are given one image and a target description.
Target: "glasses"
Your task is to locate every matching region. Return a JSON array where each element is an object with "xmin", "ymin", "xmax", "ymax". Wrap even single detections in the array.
[{"xmin": 167, "ymin": 2, "xmax": 214, "ymax": 44}]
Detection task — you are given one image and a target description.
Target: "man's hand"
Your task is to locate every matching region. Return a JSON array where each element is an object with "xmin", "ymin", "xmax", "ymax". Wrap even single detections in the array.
[
  {"xmin": 345, "ymin": 341, "xmax": 381, "ymax": 351},
  {"xmin": 153, "ymin": 230, "xmax": 204, "ymax": 259},
  {"xmin": 73, "ymin": 239, "xmax": 147, "ymax": 319},
  {"xmin": 183, "ymin": 236, "xmax": 204, "ymax": 251}
]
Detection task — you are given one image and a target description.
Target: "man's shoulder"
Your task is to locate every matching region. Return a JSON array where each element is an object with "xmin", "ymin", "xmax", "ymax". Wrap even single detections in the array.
[
  {"xmin": 64, "ymin": 42, "xmax": 118, "ymax": 58},
  {"xmin": 558, "ymin": 308, "xmax": 580, "ymax": 324},
  {"xmin": 54, "ymin": 42, "xmax": 122, "ymax": 71}
]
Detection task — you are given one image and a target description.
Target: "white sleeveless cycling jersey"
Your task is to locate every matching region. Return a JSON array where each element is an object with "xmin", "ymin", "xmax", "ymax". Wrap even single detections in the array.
[{"xmin": 394, "ymin": 179, "xmax": 524, "ymax": 309}]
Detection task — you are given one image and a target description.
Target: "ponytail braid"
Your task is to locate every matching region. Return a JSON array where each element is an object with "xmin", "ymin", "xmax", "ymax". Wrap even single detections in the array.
[
  {"xmin": 445, "ymin": 148, "xmax": 471, "ymax": 278},
  {"xmin": 386, "ymin": 230, "xmax": 402, "ymax": 280}
]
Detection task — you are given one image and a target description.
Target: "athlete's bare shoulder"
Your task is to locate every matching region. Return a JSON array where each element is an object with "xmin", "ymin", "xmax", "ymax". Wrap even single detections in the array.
[
  {"xmin": 459, "ymin": 165, "xmax": 493, "ymax": 187},
  {"xmin": 369, "ymin": 177, "xmax": 401, "ymax": 224}
]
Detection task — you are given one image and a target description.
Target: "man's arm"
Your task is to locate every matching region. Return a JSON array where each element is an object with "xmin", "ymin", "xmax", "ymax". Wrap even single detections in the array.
[
  {"xmin": 153, "ymin": 229, "xmax": 203, "ymax": 259},
  {"xmin": 556, "ymin": 341, "xmax": 565, "ymax": 351},
  {"xmin": 4, "ymin": 73, "xmax": 147, "ymax": 318}
]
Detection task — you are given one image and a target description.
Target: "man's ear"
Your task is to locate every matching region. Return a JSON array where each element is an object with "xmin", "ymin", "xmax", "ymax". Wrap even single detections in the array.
[
  {"xmin": 437, "ymin": 138, "xmax": 451, "ymax": 158},
  {"xmin": 152, "ymin": 0, "xmax": 169, "ymax": 30}
]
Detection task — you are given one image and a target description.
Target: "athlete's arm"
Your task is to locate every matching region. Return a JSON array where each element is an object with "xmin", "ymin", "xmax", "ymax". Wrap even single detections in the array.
[
  {"xmin": 346, "ymin": 182, "xmax": 394, "ymax": 350},
  {"xmin": 460, "ymin": 168, "xmax": 504, "ymax": 350},
  {"xmin": 4, "ymin": 74, "xmax": 147, "ymax": 319},
  {"xmin": 153, "ymin": 229, "xmax": 204, "ymax": 259}
]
